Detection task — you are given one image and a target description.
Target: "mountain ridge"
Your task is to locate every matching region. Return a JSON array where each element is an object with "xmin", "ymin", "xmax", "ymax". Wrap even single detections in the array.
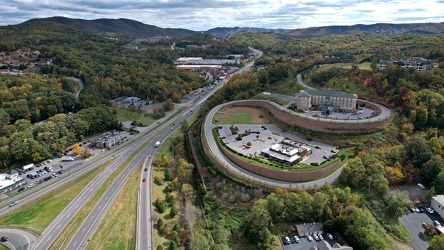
[{"xmin": 9, "ymin": 17, "xmax": 444, "ymax": 38}]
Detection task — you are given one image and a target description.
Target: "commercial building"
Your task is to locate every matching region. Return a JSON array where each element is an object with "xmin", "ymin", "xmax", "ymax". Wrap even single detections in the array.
[
  {"xmin": 0, "ymin": 170, "xmax": 26, "ymax": 194},
  {"xmin": 379, "ymin": 57, "xmax": 432, "ymax": 71},
  {"xmin": 260, "ymin": 139, "xmax": 311, "ymax": 165},
  {"xmin": 94, "ymin": 131, "xmax": 128, "ymax": 149},
  {"xmin": 431, "ymin": 195, "xmax": 444, "ymax": 219},
  {"xmin": 295, "ymin": 89, "xmax": 357, "ymax": 113}
]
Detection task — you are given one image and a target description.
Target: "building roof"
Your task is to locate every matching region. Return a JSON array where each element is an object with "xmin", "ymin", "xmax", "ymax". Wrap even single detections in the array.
[
  {"xmin": 296, "ymin": 89, "xmax": 357, "ymax": 99},
  {"xmin": 432, "ymin": 195, "xmax": 444, "ymax": 205},
  {"xmin": 7, "ymin": 169, "xmax": 18, "ymax": 175}
]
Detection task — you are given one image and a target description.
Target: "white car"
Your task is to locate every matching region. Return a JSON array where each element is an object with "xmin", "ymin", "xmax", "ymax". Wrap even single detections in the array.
[
  {"xmin": 307, "ymin": 235, "xmax": 313, "ymax": 242},
  {"xmin": 426, "ymin": 207, "xmax": 435, "ymax": 214},
  {"xmin": 294, "ymin": 236, "xmax": 300, "ymax": 243},
  {"xmin": 318, "ymin": 233, "xmax": 324, "ymax": 240},
  {"xmin": 417, "ymin": 183, "xmax": 425, "ymax": 189},
  {"xmin": 326, "ymin": 233, "xmax": 333, "ymax": 240},
  {"xmin": 313, "ymin": 234, "xmax": 319, "ymax": 241},
  {"xmin": 285, "ymin": 237, "xmax": 291, "ymax": 244}
]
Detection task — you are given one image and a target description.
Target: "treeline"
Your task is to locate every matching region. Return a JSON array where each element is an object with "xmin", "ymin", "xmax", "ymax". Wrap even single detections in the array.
[
  {"xmin": 0, "ymin": 74, "xmax": 79, "ymax": 123},
  {"xmin": 229, "ymin": 32, "xmax": 444, "ymax": 65},
  {"xmin": 0, "ymin": 105, "xmax": 118, "ymax": 166},
  {"xmin": 246, "ymin": 187, "xmax": 391, "ymax": 249}
]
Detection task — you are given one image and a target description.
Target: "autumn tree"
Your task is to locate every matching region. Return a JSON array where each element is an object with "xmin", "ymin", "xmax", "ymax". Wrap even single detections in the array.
[{"xmin": 72, "ymin": 143, "xmax": 82, "ymax": 155}]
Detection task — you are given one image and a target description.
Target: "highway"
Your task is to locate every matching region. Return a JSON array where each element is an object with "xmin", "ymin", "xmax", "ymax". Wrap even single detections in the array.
[
  {"xmin": 0, "ymin": 48, "xmax": 263, "ymax": 250},
  {"xmin": 136, "ymin": 51, "xmax": 254, "ymax": 250}
]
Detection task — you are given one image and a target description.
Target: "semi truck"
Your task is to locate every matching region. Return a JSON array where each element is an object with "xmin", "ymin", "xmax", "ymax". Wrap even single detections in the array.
[
  {"xmin": 22, "ymin": 163, "xmax": 35, "ymax": 171},
  {"xmin": 155, "ymin": 141, "xmax": 161, "ymax": 147}
]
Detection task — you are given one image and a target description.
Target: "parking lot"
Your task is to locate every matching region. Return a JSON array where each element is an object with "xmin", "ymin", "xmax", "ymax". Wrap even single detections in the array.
[
  {"xmin": 282, "ymin": 234, "xmax": 344, "ymax": 250},
  {"xmin": 219, "ymin": 124, "xmax": 338, "ymax": 165},
  {"xmin": 394, "ymin": 184, "xmax": 439, "ymax": 250}
]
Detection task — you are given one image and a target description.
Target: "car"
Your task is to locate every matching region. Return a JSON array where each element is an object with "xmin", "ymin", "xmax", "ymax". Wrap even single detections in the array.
[
  {"xmin": 1, "ymin": 236, "xmax": 8, "ymax": 242},
  {"xmin": 142, "ymin": 178, "xmax": 146, "ymax": 182},
  {"xmin": 285, "ymin": 236, "xmax": 291, "ymax": 244},
  {"xmin": 307, "ymin": 235, "xmax": 313, "ymax": 242},
  {"xmin": 326, "ymin": 233, "xmax": 333, "ymax": 240},
  {"xmin": 58, "ymin": 170, "xmax": 64, "ymax": 174},
  {"xmin": 414, "ymin": 207, "xmax": 420, "ymax": 213},
  {"xmin": 9, "ymin": 201, "xmax": 18, "ymax": 207},
  {"xmin": 17, "ymin": 187, "xmax": 26, "ymax": 192},
  {"xmin": 417, "ymin": 183, "xmax": 425, "ymax": 189},
  {"xmin": 419, "ymin": 207, "xmax": 424, "ymax": 213},
  {"xmin": 313, "ymin": 234, "xmax": 319, "ymax": 241},
  {"xmin": 170, "ymin": 127, "xmax": 173, "ymax": 130},
  {"xmin": 331, "ymin": 150, "xmax": 336, "ymax": 153},
  {"xmin": 318, "ymin": 233, "xmax": 324, "ymax": 240},
  {"xmin": 281, "ymin": 236, "xmax": 289, "ymax": 245},
  {"xmin": 290, "ymin": 236, "xmax": 296, "ymax": 243},
  {"xmin": 410, "ymin": 207, "xmax": 415, "ymax": 213},
  {"xmin": 427, "ymin": 207, "xmax": 435, "ymax": 213},
  {"xmin": 47, "ymin": 160, "xmax": 52, "ymax": 163},
  {"xmin": 294, "ymin": 236, "xmax": 300, "ymax": 243},
  {"xmin": 433, "ymin": 220, "xmax": 441, "ymax": 227},
  {"xmin": 144, "ymin": 168, "xmax": 148, "ymax": 171}
]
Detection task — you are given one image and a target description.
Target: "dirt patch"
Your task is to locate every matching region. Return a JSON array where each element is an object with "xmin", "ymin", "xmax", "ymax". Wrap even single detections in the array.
[{"xmin": 215, "ymin": 106, "xmax": 270, "ymax": 124}]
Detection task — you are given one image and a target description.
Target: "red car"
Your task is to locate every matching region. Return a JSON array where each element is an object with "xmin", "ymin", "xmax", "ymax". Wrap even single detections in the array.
[
  {"xmin": 142, "ymin": 178, "xmax": 146, "ymax": 182},
  {"xmin": 1, "ymin": 236, "xmax": 8, "ymax": 242}
]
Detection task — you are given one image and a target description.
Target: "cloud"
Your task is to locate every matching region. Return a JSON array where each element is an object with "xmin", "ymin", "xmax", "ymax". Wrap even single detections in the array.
[{"xmin": 1, "ymin": 0, "xmax": 444, "ymax": 30}]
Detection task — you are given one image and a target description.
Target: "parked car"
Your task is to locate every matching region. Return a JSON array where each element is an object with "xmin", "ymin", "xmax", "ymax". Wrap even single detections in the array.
[
  {"xmin": 294, "ymin": 236, "xmax": 300, "ymax": 243},
  {"xmin": 313, "ymin": 234, "xmax": 319, "ymax": 241},
  {"xmin": 307, "ymin": 235, "xmax": 313, "ymax": 242},
  {"xmin": 1, "ymin": 236, "xmax": 8, "ymax": 242},
  {"xmin": 318, "ymin": 233, "xmax": 324, "ymax": 240},
  {"xmin": 426, "ymin": 207, "xmax": 435, "ymax": 214},
  {"xmin": 414, "ymin": 207, "xmax": 420, "ymax": 213},
  {"xmin": 281, "ymin": 236, "xmax": 289, "ymax": 245},
  {"xmin": 417, "ymin": 183, "xmax": 425, "ymax": 189},
  {"xmin": 433, "ymin": 221, "xmax": 441, "ymax": 227},
  {"xmin": 17, "ymin": 187, "xmax": 26, "ymax": 192},
  {"xmin": 326, "ymin": 233, "xmax": 333, "ymax": 240}
]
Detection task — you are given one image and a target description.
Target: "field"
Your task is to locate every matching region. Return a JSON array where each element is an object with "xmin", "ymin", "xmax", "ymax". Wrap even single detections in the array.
[
  {"xmin": 86, "ymin": 165, "xmax": 140, "ymax": 250},
  {"xmin": 0, "ymin": 161, "xmax": 111, "ymax": 232},
  {"xmin": 213, "ymin": 106, "xmax": 270, "ymax": 124},
  {"xmin": 113, "ymin": 107, "xmax": 156, "ymax": 126},
  {"xmin": 317, "ymin": 62, "xmax": 373, "ymax": 71}
]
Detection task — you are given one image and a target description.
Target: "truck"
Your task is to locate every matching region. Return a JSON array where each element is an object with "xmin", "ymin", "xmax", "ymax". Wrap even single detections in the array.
[
  {"xmin": 61, "ymin": 156, "xmax": 74, "ymax": 162},
  {"xmin": 22, "ymin": 163, "xmax": 35, "ymax": 171},
  {"xmin": 155, "ymin": 141, "xmax": 161, "ymax": 147}
]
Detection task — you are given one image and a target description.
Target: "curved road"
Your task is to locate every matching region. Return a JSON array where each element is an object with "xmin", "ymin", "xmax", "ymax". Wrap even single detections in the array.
[
  {"xmin": 67, "ymin": 77, "xmax": 84, "ymax": 102},
  {"xmin": 204, "ymin": 100, "xmax": 344, "ymax": 189}
]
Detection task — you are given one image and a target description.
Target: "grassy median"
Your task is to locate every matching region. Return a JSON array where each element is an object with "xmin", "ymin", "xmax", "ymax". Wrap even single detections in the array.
[
  {"xmin": 86, "ymin": 164, "xmax": 140, "ymax": 250},
  {"xmin": 0, "ymin": 161, "xmax": 112, "ymax": 232}
]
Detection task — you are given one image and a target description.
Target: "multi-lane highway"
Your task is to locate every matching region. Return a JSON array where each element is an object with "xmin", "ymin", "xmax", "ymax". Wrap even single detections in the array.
[{"xmin": 0, "ymin": 48, "xmax": 263, "ymax": 250}]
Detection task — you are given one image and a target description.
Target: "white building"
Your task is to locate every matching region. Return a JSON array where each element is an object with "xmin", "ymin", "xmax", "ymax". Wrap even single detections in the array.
[{"xmin": 431, "ymin": 195, "xmax": 444, "ymax": 219}]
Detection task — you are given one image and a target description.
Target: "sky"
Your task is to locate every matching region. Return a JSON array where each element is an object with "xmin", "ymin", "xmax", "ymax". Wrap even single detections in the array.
[{"xmin": 1, "ymin": 0, "xmax": 444, "ymax": 31}]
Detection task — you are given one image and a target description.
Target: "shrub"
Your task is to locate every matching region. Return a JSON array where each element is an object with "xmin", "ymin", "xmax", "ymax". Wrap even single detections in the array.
[
  {"xmin": 164, "ymin": 168, "xmax": 173, "ymax": 181},
  {"xmin": 154, "ymin": 176, "xmax": 163, "ymax": 185},
  {"xmin": 170, "ymin": 206, "xmax": 179, "ymax": 217},
  {"xmin": 154, "ymin": 198, "xmax": 167, "ymax": 213}
]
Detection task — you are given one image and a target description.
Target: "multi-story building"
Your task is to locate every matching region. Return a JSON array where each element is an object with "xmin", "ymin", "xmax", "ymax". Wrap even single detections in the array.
[
  {"xmin": 379, "ymin": 57, "xmax": 432, "ymax": 71},
  {"xmin": 295, "ymin": 89, "xmax": 357, "ymax": 113}
]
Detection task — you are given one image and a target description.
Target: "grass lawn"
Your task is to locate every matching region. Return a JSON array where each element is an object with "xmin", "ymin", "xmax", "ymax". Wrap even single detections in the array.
[
  {"xmin": 0, "ymin": 161, "xmax": 112, "ymax": 232},
  {"xmin": 316, "ymin": 62, "xmax": 373, "ymax": 71},
  {"xmin": 113, "ymin": 107, "xmax": 156, "ymax": 126},
  {"xmin": 0, "ymin": 245, "xmax": 8, "ymax": 250},
  {"xmin": 218, "ymin": 112, "xmax": 253, "ymax": 124},
  {"xmin": 86, "ymin": 164, "xmax": 140, "ymax": 250}
]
